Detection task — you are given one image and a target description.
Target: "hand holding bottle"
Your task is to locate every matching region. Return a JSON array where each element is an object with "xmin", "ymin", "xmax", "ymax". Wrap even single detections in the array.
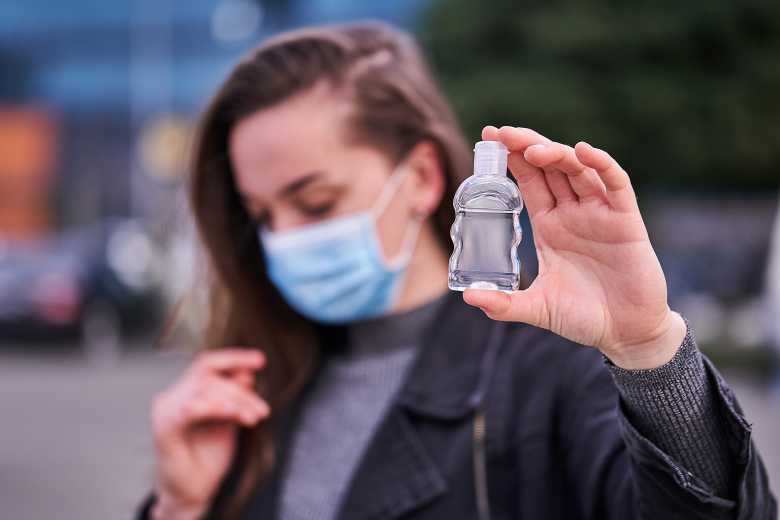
[
  {"xmin": 463, "ymin": 126, "xmax": 686, "ymax": 370},
  {"xmin": 149, "ymin": 349, "xmax": 269, "ymax": 519}
]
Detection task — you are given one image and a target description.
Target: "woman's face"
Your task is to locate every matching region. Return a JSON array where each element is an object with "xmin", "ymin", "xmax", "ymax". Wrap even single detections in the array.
[{"xmin": 229, "ymin": 83, "xmax": 429, "ymax": 260}]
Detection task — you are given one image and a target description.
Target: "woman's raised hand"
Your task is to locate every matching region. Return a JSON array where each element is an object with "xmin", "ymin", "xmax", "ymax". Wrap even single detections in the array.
[
  {"xmin": 150, "ymin": 349, "xmax": 269, "ymax": 519},
  {"xmin": 463, "ymin": 126, "xmax": 687, "ymax": 370}
]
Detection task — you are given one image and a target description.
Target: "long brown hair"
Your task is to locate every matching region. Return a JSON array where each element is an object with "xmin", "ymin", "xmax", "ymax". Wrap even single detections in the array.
[{"xmin": 190, "ymin": 20, "xmax": 473, "ymax": 518}]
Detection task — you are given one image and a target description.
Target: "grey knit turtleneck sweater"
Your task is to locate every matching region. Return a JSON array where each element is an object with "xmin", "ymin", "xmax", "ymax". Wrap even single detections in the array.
[
  {"xmin": 277, "ymin": 296, "xmax": 446, "ymax": 520},
  {"xmin": 277, "ymin": 296, "xmax": 734, "ymax": 520}
]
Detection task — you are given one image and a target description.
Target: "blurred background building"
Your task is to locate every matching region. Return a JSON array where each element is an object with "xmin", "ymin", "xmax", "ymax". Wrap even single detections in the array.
[{"xmin": 0, "ymin": 0, "xmax": 778, "ymax": 518}]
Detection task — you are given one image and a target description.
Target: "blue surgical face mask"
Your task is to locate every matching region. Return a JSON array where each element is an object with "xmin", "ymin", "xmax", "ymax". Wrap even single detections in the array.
[{"xmin": 258, "ymin": 163, "xmax": 422, "ymax": 324}]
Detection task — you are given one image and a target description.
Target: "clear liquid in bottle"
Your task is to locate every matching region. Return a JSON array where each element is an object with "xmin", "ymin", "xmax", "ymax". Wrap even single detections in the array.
[{"xmin": 448, "ymin": 141, "xmax": 523, "ymax": 292}]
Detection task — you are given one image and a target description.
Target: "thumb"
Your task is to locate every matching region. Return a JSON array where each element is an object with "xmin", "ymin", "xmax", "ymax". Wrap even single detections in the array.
[{"xmin": 463, "ymin": 288, "xmax": 545, "ymax": 327}]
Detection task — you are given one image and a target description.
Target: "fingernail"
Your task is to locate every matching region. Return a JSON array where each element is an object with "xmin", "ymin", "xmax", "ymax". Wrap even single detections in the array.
[{"xmin": 524, "ymin": 144, "xmax": 545, "ymax": 160}]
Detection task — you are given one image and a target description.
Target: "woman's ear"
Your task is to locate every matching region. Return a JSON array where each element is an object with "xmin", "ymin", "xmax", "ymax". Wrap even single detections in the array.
[{"xmin": 404, "ymin": 140, "xmax": 445, "ymax": 218}]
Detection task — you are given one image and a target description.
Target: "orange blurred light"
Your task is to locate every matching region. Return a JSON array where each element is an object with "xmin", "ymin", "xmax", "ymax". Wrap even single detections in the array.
[{"xmin": 0, "ymin": 106, "xmax": 59, "ymax": 240}]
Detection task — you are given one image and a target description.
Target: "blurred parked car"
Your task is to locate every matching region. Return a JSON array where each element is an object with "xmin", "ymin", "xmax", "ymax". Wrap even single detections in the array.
[{"xmin": 0, "ymin": 219, "xmax": 163, "ymax": 358}]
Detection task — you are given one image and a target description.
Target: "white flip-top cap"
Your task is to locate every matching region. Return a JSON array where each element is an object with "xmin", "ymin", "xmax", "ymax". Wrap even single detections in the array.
[{"xmin": 473, "ymin": 140, "xmax": 508, "ymax": 176}]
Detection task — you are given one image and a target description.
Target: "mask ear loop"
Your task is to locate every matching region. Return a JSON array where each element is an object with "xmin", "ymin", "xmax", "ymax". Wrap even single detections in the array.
[
  {"xmin": 370, "ymin": 162, "xmax": 411, "ymax": 218},
  {"xmin": 369, "ymin": 163, "xmax": 425, "ymax": 270},
  {"xmin": 385, "ymin": 215, "xmax": 424, "ymax": 269}
]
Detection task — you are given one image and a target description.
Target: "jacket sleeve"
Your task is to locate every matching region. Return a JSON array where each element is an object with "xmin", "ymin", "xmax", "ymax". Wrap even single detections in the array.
[{"xmin": 557, "ymin": 333, "xmax": 777, "ymax": 520}]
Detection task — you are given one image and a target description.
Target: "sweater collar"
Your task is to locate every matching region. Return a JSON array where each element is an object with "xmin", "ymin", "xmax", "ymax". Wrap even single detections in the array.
[{"xmin": 342, "ymin": 290, "xmax": 450, "ymax": 360}]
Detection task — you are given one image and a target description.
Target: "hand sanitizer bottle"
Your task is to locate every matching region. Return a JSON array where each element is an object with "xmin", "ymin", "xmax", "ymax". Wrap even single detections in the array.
[{"xmin": 448, "ymin": 140, "xmax": 524, "ymax": 292}]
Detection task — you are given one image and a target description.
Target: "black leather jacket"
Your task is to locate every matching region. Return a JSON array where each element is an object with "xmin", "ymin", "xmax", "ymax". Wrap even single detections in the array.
[{"xmin": 138, "ymin": 291, "xmax": 776, "ymax": 519}]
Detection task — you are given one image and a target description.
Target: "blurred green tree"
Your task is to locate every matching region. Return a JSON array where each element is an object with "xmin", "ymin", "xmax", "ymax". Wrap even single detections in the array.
[{"xmin": 419, "ymin": 0, "xmax": 780, "ymax": 190}]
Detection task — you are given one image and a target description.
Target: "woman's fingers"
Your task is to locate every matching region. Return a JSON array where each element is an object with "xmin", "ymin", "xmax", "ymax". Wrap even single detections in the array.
[
  {"xmin": 524, "ymin": 143, "xmax": 608, "ymax": 204},
  {"xmin": 506, "ymin": 151, "xmax": 557, "ymax": 217},
  {"xmin": 481, "ymin": 125, "xmax": 499, "ymax": 140},
  {"xmin": 481, "ymin": 127, "xmax": 638, "ymax": 214},
  {"xmin": 574, "ymin": 142, "xmax": 638, "ymax": 213},
  {"xmin": 485, "ymin": 126, "xmax": 556, "ymax": 218},
  {"xmin": 156, "ymin": 380, "xmax": 266, "ymax": 449},
  {"xmin": 182, "ymin": 377, "xmax": 270, "ymax": 427},
  {"xmin": 231, "ymin": 369, "xmax": 256, "ymax": 389},
  {"xmin": 541, "ymin": 168, "xmax": 578, "ymax": 203},
  {"xmin": 462, "ymin": 286, "xmax": 547, "ymax": 328},
  {"xmin": 191, "ymin": 348, "xmax": 265, "ymax": 376},
  {"xmin": 153, "ymin": 363, "xmax": 270, "ymax": 452}
]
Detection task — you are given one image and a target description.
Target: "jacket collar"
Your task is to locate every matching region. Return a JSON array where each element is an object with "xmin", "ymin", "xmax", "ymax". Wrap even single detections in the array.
[
  {"xmin": 394, "ymin": 290, "xmax": 506, "ymax": 419},
  {"xmin": 241, "ymin": 290, "xmax": 510, "ymax": 520},
  {"xmin": 335, "ymin": 290, "xmax": 509, "ymax": 520}
]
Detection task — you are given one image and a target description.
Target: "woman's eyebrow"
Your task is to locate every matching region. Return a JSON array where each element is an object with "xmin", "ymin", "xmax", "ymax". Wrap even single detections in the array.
[{"xmin": 279, "ymin": 171, "xmax": 326, "ymax": 198}]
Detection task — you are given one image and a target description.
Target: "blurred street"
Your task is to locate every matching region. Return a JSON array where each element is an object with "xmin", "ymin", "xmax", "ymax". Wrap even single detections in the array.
[
  {"xmin": 1, "ymin": 343, "xmax": 778, "ymax": 519},
  {"xmin": 0, "ymin": 344, "xmax": 189, "ymax": 520}
]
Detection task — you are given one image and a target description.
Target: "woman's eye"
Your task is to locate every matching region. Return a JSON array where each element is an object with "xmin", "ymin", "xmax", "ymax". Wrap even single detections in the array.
[
  {"xmin": 301, "ymin": 202, "xmax": 336, "ymax": 217},
  {"xmin": 292, "ymin": 186, "xmax": 344, "ymax": 218}
]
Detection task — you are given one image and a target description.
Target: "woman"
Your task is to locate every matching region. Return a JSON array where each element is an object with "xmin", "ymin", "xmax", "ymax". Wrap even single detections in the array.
[{"xmin": 138, "ymin": 22, "xmax": 775, "ymax": 519}]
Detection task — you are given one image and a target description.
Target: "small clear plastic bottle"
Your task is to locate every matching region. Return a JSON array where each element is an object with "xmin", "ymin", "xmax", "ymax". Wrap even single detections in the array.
[{"xmin": 448, "ymin": 140, "xmax": 524, "ymax": 292}]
